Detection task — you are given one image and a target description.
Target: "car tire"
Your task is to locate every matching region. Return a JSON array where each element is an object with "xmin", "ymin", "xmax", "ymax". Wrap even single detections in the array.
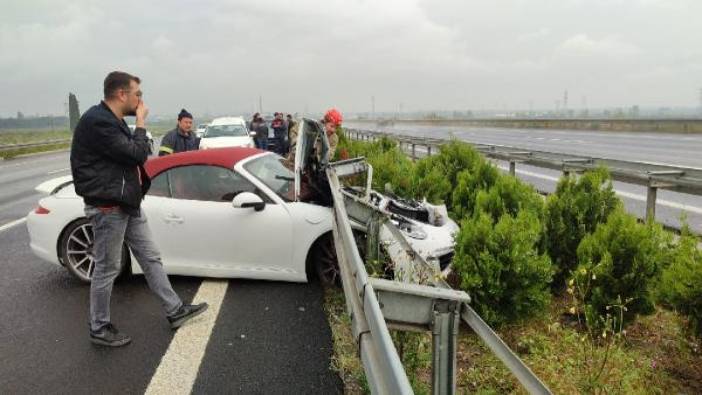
[
  {"xmin": 312, "ymin": 231, "xmax": 366, "ymax": 288},
  {"xmin": 59, "ymin": 218, "xmax": 129, "ymax": 284}
]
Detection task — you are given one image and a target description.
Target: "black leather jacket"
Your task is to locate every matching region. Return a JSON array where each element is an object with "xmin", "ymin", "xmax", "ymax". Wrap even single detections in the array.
[{"xmin": 70, "ymin": 101, "xmax": 151, "ymax": 214}]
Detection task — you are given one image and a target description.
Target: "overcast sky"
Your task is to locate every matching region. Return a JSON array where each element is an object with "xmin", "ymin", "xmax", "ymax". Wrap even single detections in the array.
[{"xmin": 1, "ymin": 0, "xmax": 700, "ymax": 118}]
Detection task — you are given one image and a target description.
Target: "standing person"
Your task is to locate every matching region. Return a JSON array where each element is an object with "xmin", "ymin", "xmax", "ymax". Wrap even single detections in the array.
[
  {"xmin": 248, "ymin": 112, "xmax": 260, "ymax": 131},
  {"xmin": 70, "ymin": 71, "xmax": 208, "ymax": 347},
  {"xmin": 286, "ymin": 114, "xmax": 296, "ymax": 154},
  {"xmin": 316, "ymin": 108, "xmax": 343, "ymax": 162},
  {"xmin": 159, "ymin": 108, "xmax": 199, "ymax": 156},
  {"xmin": 253, "ymin": 114, "xmax": 269, "ymax": 150},
  {"xmin": 270, "ymin": 112, "xmax": 288, "ymax": 154}
]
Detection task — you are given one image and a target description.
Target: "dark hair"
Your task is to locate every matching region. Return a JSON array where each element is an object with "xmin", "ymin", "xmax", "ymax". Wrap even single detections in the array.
[
  {"xmin": 178, "ymin": 108, "xmax": 193, "ymax": 120},
  {"xmin": 104, "ymin": 71, "xmax": 141, "ymax": 99}
]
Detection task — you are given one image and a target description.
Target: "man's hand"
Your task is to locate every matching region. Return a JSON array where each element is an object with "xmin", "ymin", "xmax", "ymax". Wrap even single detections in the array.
[{"xmin": 135, "ymin": 100, "xmax": 149, "ymax": 128}]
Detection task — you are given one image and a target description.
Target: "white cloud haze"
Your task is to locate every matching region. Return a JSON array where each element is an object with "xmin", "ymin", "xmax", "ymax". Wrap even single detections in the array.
[{"xmin": 1, "ymin": 0, "xmax": 700, "ymax": 118}]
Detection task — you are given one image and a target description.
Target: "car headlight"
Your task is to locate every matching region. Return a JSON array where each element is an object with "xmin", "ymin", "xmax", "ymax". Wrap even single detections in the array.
[{"xmin": 398, "ymin": 222, "xmax": 427, "ymax": 240}]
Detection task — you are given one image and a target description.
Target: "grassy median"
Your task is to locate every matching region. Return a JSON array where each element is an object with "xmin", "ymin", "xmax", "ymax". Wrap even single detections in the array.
[
  {"xmin": 0, "ymin": 129, "xmax": 72, "ymax": 159},
  {"xmin": 0, "ymin": 126, "xmax": 171, "ymax": 159}
]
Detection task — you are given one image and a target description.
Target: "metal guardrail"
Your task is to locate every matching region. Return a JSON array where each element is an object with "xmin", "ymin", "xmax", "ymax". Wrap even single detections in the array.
[
  {"xmin": 345, "ymin": 128, "xmax": 702, "ymax": 222},
  {"xmin": 326, "ymin": 159, "xmax": 551, "ymax": 395},
  {"xmin": 0, "ymin": 139, "xmax": 72, "ymax": 151}
]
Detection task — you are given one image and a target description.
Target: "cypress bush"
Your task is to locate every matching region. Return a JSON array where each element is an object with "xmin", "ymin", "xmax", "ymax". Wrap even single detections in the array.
[
  {"xmin": 656, "ymin": 226, "xmax": 702, "ymax": 337},
  {"xmin": 452, "ymin": 210, "xmax": 553, "ymax": 327},
  {"xmin": 573, "ymin": 210, "xmax": 671, "ymax": 330},
  {"xmin": 412, "ymin": 141, "xmax": 484, "ymax": 210},
  {"xmin": 545, "ymin": 168, "xmax": 620, "ymax": 289}
]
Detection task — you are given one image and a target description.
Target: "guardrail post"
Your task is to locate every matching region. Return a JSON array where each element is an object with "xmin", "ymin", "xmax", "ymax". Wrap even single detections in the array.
[
  {"xmin": 432, "ymin": 301, "xmax": 460, "ymax": 395},
  {"xmin": 646, "ymin": 185, "xmax": 657, "ymax": 222},
  {"xmin": 427, "ymin": 145, "xmax": 432, "ymax": 156},
  {"xmin": 411, "ymin": 144, "xmax": 416, "ymax": 160},
  {"xmin": 509, "ymin": 161, "xmax": 516, "ymax": 176},
  {"xmin": 366, "ymin": 215, "xmax": 381, "ymax": 266}
]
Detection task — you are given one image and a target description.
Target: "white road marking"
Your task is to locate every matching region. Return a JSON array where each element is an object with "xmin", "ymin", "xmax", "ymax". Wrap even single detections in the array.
[
  {"xmin": 47, "ymin": 167, "xmax": 70, "ymax": 175},
  {"xmin": 145, "ymin": 280, "xmax": 229, "ymax": 395},
  {"xmin": 498, "ymin": 166, "xmax": 702, "ymax": 215},
  {"xmin": 0, "ymin": 217, "xmax": 27, "ymax": 233}
]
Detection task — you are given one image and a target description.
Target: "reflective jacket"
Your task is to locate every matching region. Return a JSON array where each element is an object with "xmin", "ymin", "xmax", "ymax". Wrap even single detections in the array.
[{"xmin": 159, "ymin": 128, "xmax": 200, "ymax": 156}]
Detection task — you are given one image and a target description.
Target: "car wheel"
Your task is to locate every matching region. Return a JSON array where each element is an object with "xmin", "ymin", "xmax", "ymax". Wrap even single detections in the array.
[
  {"xmin": 59, "ymin": 218, "xmax": 129, "ymax": 284},
  {"xmin": 313, "ymin": 231, "xmax": 366, "ymax": 288}
]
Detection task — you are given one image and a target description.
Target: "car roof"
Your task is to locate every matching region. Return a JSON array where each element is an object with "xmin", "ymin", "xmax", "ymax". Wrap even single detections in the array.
[
  {"xmin": 144, "ymin": 147, "xmax": 263, "ymax": 177},
  {"xmin": 209, "ymin": 116, "xmax": 245, "ymax": 125}
]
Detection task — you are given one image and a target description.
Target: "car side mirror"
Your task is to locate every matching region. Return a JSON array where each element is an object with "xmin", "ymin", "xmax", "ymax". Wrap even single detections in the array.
[{"xmin": 232, "ymin": 192, "xmax": 265, "ymax": 211}]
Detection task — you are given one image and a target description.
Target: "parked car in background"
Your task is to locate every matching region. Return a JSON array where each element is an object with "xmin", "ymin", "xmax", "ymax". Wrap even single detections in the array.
[
  {"xmin": 199, "ymin": 117, "xmax": 255, "ymax": 149},
  {"xmin": 194, "ymin": 123, "xmax": 209, "ymax": 138}
]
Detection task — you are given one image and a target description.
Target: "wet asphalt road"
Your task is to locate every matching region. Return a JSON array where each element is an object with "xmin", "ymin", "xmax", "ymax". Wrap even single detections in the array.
[
  {"xmin": 0, "ymin": 222, "xmax": 341, "ymax": 394},
  {"xmin": 0, "ymin": 151, "xmax": 342, "ymax": 394}
]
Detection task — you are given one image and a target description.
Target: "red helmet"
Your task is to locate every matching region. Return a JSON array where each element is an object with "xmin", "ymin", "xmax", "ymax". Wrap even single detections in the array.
[{"xmin": 324, "ymin": 108, "xmax": 343, "ymax": 126}]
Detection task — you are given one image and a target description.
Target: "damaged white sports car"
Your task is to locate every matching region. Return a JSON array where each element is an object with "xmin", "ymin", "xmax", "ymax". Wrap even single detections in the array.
[{"xmin": 27, "ymin": 119, "xmax": 458, "ymax": 285}]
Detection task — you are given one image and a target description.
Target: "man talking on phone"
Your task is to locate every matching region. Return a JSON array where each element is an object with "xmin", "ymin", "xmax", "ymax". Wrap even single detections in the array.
[{"xmin": 70, "ymin": 71, "xmax": 208, "ymax": 347}]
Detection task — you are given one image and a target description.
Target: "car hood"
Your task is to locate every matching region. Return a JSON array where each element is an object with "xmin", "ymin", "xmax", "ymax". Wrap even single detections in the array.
[{"xmin": 200, "ymin": 136, "xmax": 252, "ymax": 149}]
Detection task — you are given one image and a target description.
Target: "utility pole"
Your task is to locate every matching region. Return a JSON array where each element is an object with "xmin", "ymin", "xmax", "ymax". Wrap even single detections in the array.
[{"xmin": 68, "ymin": 93, "xmax": 80, "ymax": 133}]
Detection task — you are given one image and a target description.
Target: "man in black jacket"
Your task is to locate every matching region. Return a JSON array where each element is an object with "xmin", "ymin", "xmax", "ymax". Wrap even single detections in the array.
[
  {"xmin": 71, "ymin": 71, "xmax": 208, "ymax": 347},
  {"xmin": 158, "ymin": 108, "xmax": 199, "ymax": 156}
]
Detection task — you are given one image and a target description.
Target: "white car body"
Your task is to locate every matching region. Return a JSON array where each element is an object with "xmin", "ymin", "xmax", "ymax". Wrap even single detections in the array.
[
  {"xmin": 194, "ymin": 123, "xmax": 209, "ymax": 138},
  {"xmin": 199, "ymin": 116, "xmax": 254, "ymax": 149},
  {"xmin": 26, "ymin": 119, "xmax": 458, "ymax": 284}
]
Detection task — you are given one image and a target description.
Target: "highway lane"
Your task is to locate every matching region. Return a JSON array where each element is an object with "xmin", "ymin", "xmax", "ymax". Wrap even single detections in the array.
[
  {"xmin": 0, "ymin": 150, "xmax": 72, "ymax": 225},
  {"xmin": 0, "ymin": 223, "xmax": 341, "ymax": 394},
  {"xmin": 347, "ymin": 122, "xmax": 702, "ymax": 168}
]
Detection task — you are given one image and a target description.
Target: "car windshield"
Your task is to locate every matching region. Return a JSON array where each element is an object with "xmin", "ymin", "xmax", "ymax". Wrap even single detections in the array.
[
  {"xmin": 205, "ymin": 124, "xmax": 247, "ymax": 138},
  {"xmin": 243, "ymin": 154, "xmax": 294, "ymax": 202}
]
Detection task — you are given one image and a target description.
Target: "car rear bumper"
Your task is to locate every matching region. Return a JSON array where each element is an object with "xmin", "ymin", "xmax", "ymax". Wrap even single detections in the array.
[{"xmin": 26, "ymin": 210, "xmax": 62, "ymax": 266}]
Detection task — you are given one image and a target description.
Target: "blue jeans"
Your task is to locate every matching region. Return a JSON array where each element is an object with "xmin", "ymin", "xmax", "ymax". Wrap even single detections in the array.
[{"xmin": 85, "ymin": 205, "xmax": 182, "ymax": 332}]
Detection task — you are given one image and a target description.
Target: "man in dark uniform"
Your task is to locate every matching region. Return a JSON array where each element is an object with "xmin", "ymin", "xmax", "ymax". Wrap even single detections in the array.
[
  {"xmin": 70, "ymin": 71, "xmax": 208, "ymax": 347},
  {"xmin": 159, "ymin": 108, "xmax": 199, "ymax": 156}
]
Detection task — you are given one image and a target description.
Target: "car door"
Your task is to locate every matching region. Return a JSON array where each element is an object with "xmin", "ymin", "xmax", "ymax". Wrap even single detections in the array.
[
  {"xmin": 294, "ymin": 118, "xmax": 328, "ymax": 201},
  {"xmin": 145, "ymin": 164, "xmax": 296, "ymax": 279}
]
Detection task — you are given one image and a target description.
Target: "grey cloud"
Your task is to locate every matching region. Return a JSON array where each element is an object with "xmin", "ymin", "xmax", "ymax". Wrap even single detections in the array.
[{"xmin": 1, "ymin": 0, "xmax": 700, "ymax": 118}]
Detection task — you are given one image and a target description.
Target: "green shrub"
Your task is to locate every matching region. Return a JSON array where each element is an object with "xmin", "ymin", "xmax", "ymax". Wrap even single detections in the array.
[
  {"xmin": 412, "ymin": 141, "xmax": 484, "ymax": 209},
  {"xmin": 410, "ymin": 163, "xmax": 452, "ymax": 205},
  {"xmin": 573, "ymin": 210, "xmax": 672, "ymax": 330},
  {"xmin": 337, "ymin": 134, "xmax": 416, "ymax": 196},
  {"xmin": 473, "ymin": 175, "xmax": 545, "ymax": 223},
  {"xmin": 367, "ymin": 146, "xmax": 415, "ymax": 197},
  {"xmin": 656, "ymin": 226, "xmax": 702, "ymax": 336},
  {"xmin": 450, "ymin": 161, "xmax": 501, "ymax": 219},
  {"xmin": 545, "ymin": 168, "xmax": 621, "ymax": 289},
  {"xmin": 452, "ymin": 210, "xmax": 553, "ymax": 326}
]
